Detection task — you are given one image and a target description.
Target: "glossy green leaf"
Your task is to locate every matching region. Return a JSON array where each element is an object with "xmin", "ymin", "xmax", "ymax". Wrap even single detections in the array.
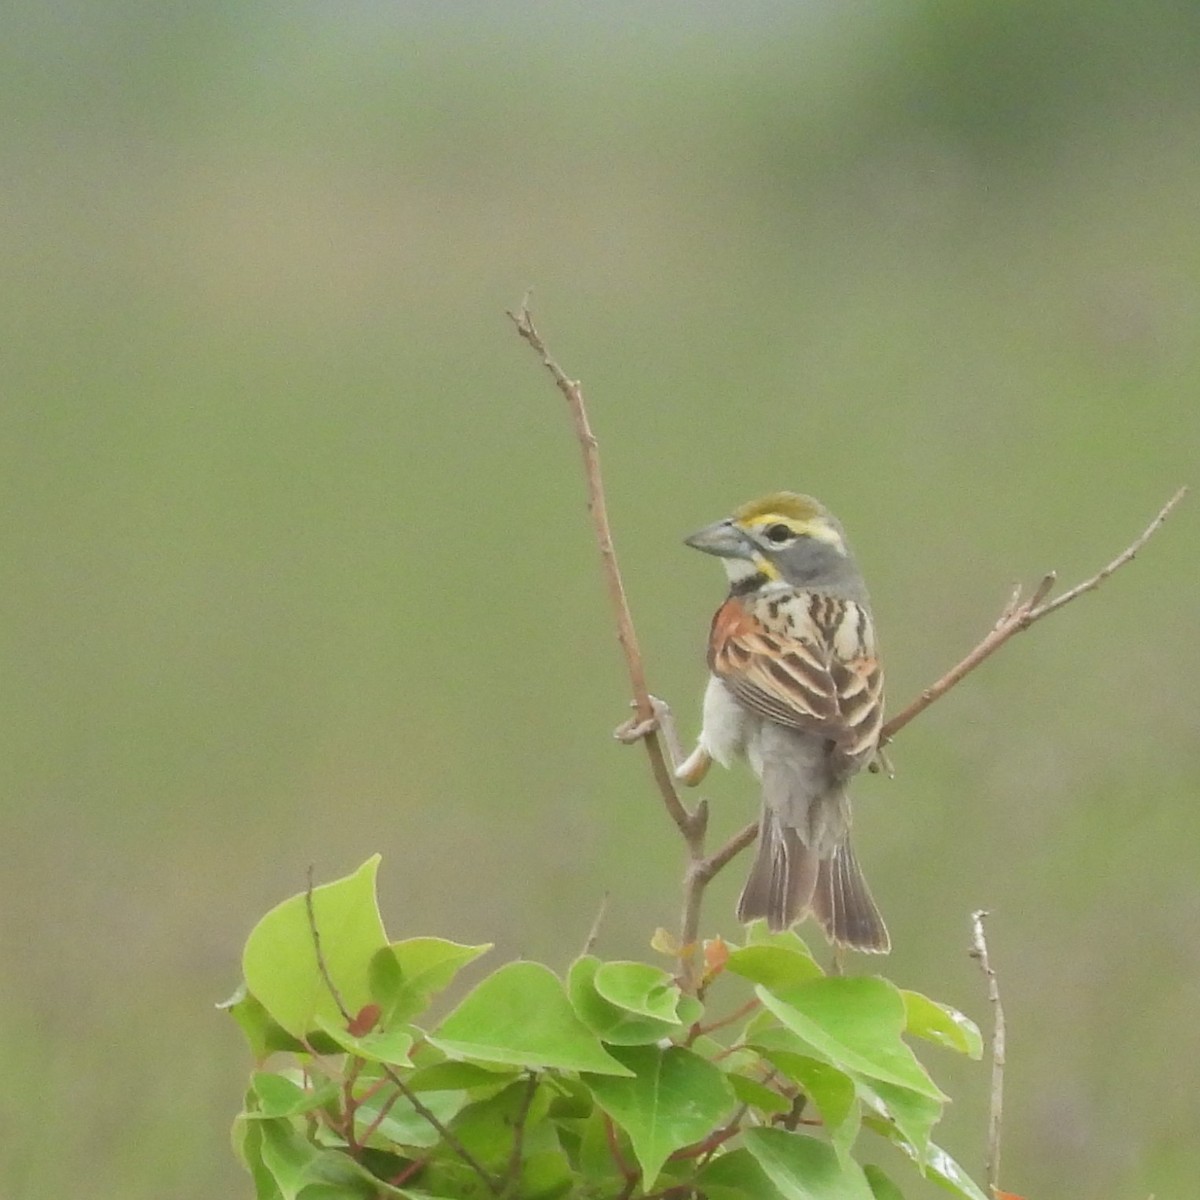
[
  {"xmin": 313, "ymin": 1016, "xmax": 414, "ymax": 1067},
  {"xmin": 370, "ymin": 937, "xmax": 491, "ymax": 1025},
  {"xmin": 695, "ymin": 1147, "xmax": 779, "ymax": 1200},
  {"xmin": 592, "ymin": 960, "xmax": 685, "ymax": 1021},
  {"xmin": 758, "ymin": 979, "xmax": 946, "ymax": 1101},
  {"xmin": 864, "ymin": 1118, "xmax": 988, "ymax": 1200},
  {"xmin": 405, "ymin": 1061, "xmax": 518, "ymax": 1092},
  {"xmin": 429, "ymin": 961, "xmax": 632, "ymax": 1074},
  {"xmin": 726, "ymin": 944, "xmax": 823, "ymax": 990},
  {"xmin": 243, "ymin": 858, "xmax": 388, "ymax": 1039},
  {"xmin": 445, "ymin": 1080, "xmax": 552, "ymax": 1170},
  {"xmin": 750, "ymin": 1037, "xmax": 859, "ymax": 1160},
  {"xmin": 576, "ymin": 1106, "xmax": 630, "ymax": 1193},
  {"xmin": 567, "ymin": 956, "xmax": 684, "ymax": 1046},
  {"xmin": 257, "ymin": 1118, "xmax": 322, "ymax": 1200},
  {"xmin": 222, "ymin": 986, "xmax": 307, "ymax": 1058},
  {"xmin": 542, "ymin": 1073, "xmax": 593, "ymax": 1118},
  {"xmin": 919, "ymin": 1142, "xmax": 989, "ymax": 1200},
  {"xmin": 901, "ymin": 991, "xmax": 983, "ymax": 1059},
  {"xmin": 746, "ymin": 924, "xmax": 819, "ymax": 961},
  {"xmin": 232, "ymin": 1115, "xmax": 279, "ymax": 1200},
  {"xmin": 353, "ymin": 1087, "xmax": 469, "ymax": 1150},
  {"xmin": 249, "ymin": 1072, "xmax": 338, "ymax": 1119},
  {"xmin": 744, "ymin": 1128, "xmax": 875, "ymax": 1200},
  {"xmin": 421, "ymin": 1082, "xmax": 568, "ymax": 1198},
  {"xmin": 864, "ymin": 1164, "xmax": 906, "ymax": 1200},
  {"xmin": 726, "ymin": 1072, "xmax": 791, "ymax": 1115},
  {"xmin": 583, "ymin": 1044, "xmax": 735, "ymax": 1185},
  {"xmin": 516, "ymin": 1149, "xmax": 575, "ymax": 1200},
  {"xmin": 860, "ymin": 1078, "xmax": 941, "ymax": 1163}
]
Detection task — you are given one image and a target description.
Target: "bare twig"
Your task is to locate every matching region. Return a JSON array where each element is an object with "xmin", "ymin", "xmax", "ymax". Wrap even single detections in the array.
[
  {"xmin": 882, "ymin": 487, "xmax": 1187, "ymax": 743},
  {"xmin": 305, "ymin": 867, "xmax": 501, "ymax": 1194},
  {"xmin": 685, "ymin": 998, "xmax": 761, "ymax": 1046},
  {"xmin": 509, "ymin": 301, "xmax": 714, "ymax": 986},
  {"xmin": 507, "ymin": 301, "xmax": 697, "ymax": 840},
  {"xmin": 581, "ymin": 891, "xmax": 610, "ymax": 958},
  {"xmin": 970, "ymin": 910, "xmax": 1006, "ymax": 1197}
]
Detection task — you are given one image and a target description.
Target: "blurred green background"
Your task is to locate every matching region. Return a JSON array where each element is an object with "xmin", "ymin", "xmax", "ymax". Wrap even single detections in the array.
[{"xmin": 2, "ymin": 2, "xmax": 1198, "ymax": 1197}]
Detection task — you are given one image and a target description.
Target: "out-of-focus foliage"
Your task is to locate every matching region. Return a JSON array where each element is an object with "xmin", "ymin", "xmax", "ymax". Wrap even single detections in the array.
[{"xmin": 1, "ymin": 3, "xmax": 1196, "ymax": 1198}]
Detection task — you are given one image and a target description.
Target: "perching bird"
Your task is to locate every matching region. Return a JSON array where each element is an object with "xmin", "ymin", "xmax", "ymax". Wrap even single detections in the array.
[{"xmin": 677, "ymin": 491, "xmax": 890, "ymax": 953}]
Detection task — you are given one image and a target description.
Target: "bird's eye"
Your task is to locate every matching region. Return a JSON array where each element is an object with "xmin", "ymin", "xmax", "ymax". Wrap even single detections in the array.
[{"xmin": 764, "ymin": 523, "xmax": 794, "ymax": 544}]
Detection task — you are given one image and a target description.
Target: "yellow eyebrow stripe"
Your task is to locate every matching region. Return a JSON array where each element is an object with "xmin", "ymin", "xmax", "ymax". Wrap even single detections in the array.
[{"xmin": 740, "ymin": 513, "xmax": 844, "ymax": 548}]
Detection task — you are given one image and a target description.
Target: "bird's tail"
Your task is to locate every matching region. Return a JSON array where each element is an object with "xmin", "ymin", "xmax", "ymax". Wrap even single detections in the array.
[
  {"xmin": 737, "ymin": 814, "xmax": 890, "ymax": 953},
  {"xmin": 736, "ymin": 813, "xmax": 819, "ymax": 933},
  {"xmin": 811, "ymin": 839, "xmax": 890, "ymax": 953}
]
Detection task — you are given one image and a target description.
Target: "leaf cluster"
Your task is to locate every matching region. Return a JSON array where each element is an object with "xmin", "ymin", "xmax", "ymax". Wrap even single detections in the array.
[{"xmin": 227, "ymin": 857, "xmax": 987, "ymax": 1200}]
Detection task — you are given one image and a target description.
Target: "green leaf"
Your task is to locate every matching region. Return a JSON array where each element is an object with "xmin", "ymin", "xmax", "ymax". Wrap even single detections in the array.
[
  {"xmin": 575, "ymin": 1106, "xmax": 629, "ymax": 1192},
  {"xmin": 591, "ymin": 961, "xmax": 686, "ymax": 1022},
  {"xmin": 900, "ymin": 991, "xmax": 983, "ymax": 1059},
  {"xmin": 354, "ymin": 1087, "xmax": 469, "ymax": 1151},
  {"xmin": 405, "ymin": 1061, "xmax": 518, "ymax": 1092},
  {"xmin": 726, "ymin": 1072, "xmax": 791, "ymax": 1116},
  {"xmin": 726, "ymin": 944, "xmax": 823, "ymax": 991},
  {"xmin": 516, "ymin": 1149, "xmax": 575, "ymax": 1200},
  {"xmin": 567, "ymin": 956, "xmax": 684, "ymax": 1046},
  {"xmin": 313, "ymin": 1017, "xmax": 415, "ymax": 1067},
  {"xmin": 232, "ymin": 1115, "xmax": 280, "ymax": 1200},
  {"xmin": 543, "ymin": 1073, "xmax": 594, "ymax": 1118},
  {"xmin": 864, "ymin": 1164, "xmax": 906, "ymax": 1200},
  {"xmin": 371, "ymin": 938, "xmax": 492, "ymax": 1025},
  {"xmin": 750, "ymin": 1038, "xmax": 859, "ymax": 1160},
  {"xmin": 249, "ymin": 1072, "xmax": 338, "ymax": 1119},
  {"xmin": 223, "ymin": 986, "xmax": 307, "ymax": 1058},
  {"xmin": 451, "ymin": 1079, "xmax": 552, "ymax": 1168},
  {"xmin": 583, "ymin": 1044, "xmax": 735, "ymax": 1185},
  {"xmin": 860, "ymin": 1079, "xmax": 941, "ymax": 1163},
  {"xmin": 242, "ymin": 858, "xmax": 389, "ymax": 1039},
  {"xmin": 429, "ymin": 962, "xmax": 633, "ymax": 1074},
  {"xmin": 919, "ymin": 1142, "xmax": 989, "ymax": 1200},
  {"xmin": 746, "ymin": 924, "xmax": 819, "ymax": 962},
  {"xmin": 757, "ymin": 979, "xmax": 946, "ymax": 1101},
  {"xmin": 864, "ymin": 1119, "xmax": 988, "ymax": 1200},
  {"xmin": 695, "ymin": 1147, "xmax": 779, "ymax": 1200},
  {"xmin": 743, "ymin": 1128, "xmax": 875, "ymax": 1200},
  {"xmin": 258, "ymin": 1118, "xmax": 321, "ymax": 1200}
]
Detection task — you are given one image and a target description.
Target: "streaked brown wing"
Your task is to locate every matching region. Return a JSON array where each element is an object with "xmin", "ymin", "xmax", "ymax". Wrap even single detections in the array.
[{"xmin": 708, "ymin": 593, "xmax": 884, "ymax": 769}]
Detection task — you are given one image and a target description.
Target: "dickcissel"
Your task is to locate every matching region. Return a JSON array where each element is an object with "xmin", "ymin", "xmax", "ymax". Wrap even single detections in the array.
[{"xmin": 677, "ymin": 492, "xmax": 890, "ymax": 953}]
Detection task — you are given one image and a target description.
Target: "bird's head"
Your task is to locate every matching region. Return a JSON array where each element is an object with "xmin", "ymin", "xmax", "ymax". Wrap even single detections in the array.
[{"xmin": 685, "ymin": 491, "xmax": 859, "ymax": 592}]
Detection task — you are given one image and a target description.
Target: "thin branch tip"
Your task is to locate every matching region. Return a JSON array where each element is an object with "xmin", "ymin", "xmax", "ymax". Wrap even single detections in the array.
[
  {"xmin": 882, "ymin": 486, "xmax": 1187, "ymax": 742},
  {"xmin": 970, "ymin": 908, "xmax": 1006, "ymax": 1196}
]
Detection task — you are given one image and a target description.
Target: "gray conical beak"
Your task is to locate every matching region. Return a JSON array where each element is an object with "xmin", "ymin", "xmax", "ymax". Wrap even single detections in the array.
[{"xmin": 683, "ymin": 519, "xmax": 751, "ymax": 560}]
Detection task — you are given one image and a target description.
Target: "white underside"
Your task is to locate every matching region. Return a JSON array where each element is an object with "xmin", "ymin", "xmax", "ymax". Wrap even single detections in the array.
[{"xmin": 698, "ymin": 674, "xmax": 764, "ymax": 778}]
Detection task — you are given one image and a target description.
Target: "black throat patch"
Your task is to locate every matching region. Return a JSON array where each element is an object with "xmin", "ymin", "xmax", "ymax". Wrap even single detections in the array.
[{"xmin": 730, "ymin": 573, "xmax": 769, "ymax": 597}]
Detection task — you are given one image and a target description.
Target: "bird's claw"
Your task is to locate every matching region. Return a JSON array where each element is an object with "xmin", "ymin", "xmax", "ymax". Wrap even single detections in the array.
[
  {"xmin": 868, "ymin": 744, "xmax": 895, "ymax": 778},
  {"xmin": 614, "ymin": 714, "xmax": 658, "ymax": 743},
  {"xmin": 612, "ymin": 695, "xmax": 672, "ymax": 744}
]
